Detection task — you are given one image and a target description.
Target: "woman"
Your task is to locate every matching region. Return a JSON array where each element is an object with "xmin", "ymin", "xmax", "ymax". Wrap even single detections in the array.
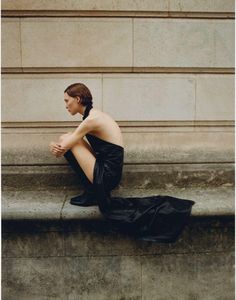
[{"xmin": 49, "ymin": 83, "xmax": 194, "ymax": 243}]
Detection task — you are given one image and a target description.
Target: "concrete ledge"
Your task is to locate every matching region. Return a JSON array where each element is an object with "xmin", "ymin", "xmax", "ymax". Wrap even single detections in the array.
[
  {"xmin": 2, "ymin": 11, "xmax": 235, "ymax": 19},
  {"xmin": 2, "ymin": 163, "xmax": 234, "ymax": 189},
  {"xmin": 2, "ymin": 130, "xmax": 234, "ymax": 165},
  {"xmin": 2, "ymin": 187, "xmax": 234, "ymax": 221},
  {"xmin": 2, "ymin": 0, "xmax": 234, "ymax": 13},
  {"xmin": 2, "ymin": 187, "xmax": 234, "ymax": 299}
]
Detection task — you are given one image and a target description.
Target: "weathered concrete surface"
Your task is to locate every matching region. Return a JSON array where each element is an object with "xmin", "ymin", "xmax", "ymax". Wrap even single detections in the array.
[
  {"xmin": 2, "ymin": 186, "xmax": 234, "ymax": 299},
  {"xmin": 2, "ymin": 163, "xmax": 234, "ymax": 189},
  {"xmin": 2, "ymin": 256, "xmax": 142, "ymax": 300},
  {"xmin": 2, "ymin": 230, "xmax": 234, "ymax": 299},
  {"xmin": 61, "ymin": 186, "xmax": 235, "ymax": 220},
  {"xmin": 141, "ymin": 252, "xmax": 234, "ymax": 300},
  {"xmin": 2, "ymin": 187, "xmax": 234, "ymax": 221},
  {"xmin": 2, "ymin": 189, "xmax": 66, "ymax": 221},
  {"xmin": 2, "ymin": 0, "xmax": 234, "ymax": 13},
  {"xmin": 2, "ymin": 130, "xmax": 234, "ymax": 165},
  {"xmin": 2, "ymin": 253, "xmax": 234, "ymax": 300},
  {"xmin": 2, "ymin": 218, "xmax": 234, "ymax": 257}
]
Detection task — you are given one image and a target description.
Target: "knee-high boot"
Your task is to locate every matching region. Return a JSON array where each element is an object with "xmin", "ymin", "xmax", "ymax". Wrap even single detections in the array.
[{"xmin": 63, "ymin": 150, "xmax": 97, "ymax": 206}]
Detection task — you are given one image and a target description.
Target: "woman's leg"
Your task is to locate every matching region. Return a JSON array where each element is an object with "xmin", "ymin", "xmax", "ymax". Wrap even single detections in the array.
[
  {"xmin": 60, "ymin": 133, "xmax": 97, "ymax": 206},
  {"xmin": 60, "ymin": 133, "xmax": 96, "ymax": 185}
]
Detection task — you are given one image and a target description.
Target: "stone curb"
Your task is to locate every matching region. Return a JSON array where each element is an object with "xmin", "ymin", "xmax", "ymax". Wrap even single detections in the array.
[
  {"xmin": 2, "ymin": 187, "xmax": 234, "ymax": 221},
  {"xmin": 2, "ymin": 163, "xmax": 234, "ymax": 189}
]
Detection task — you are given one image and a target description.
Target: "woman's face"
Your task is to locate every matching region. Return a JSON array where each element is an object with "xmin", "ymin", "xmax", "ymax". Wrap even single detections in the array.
[{"xmin": 64, "ymin": 92, "xmax": 79, "ymax": 115}]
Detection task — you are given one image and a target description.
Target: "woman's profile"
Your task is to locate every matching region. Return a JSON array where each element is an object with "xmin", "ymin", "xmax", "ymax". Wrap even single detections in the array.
[{"xmin": 49, "ymin": 82, "xmax": 194, "ymax": 243}]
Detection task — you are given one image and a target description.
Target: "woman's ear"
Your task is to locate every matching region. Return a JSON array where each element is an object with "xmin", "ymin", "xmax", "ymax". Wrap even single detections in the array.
[{"xmin": 76, "ymin": 96, "xmax": 81, "ymax": 104}]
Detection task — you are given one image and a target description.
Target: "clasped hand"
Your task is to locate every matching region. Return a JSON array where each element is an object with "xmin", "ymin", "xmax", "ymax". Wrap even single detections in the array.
[{"xmin": 49, "ymin": 142, "xmax": 67, "ymax": 157}]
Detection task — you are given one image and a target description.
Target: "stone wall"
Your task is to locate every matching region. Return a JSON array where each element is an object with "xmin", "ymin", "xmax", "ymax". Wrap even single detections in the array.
[
  {"xmin": 2, "ymin": 2, "xmax": 235, "ymax": 299},
  {"xmin": 2, "ymin": 1, "xmax": 234, "ymax": 166},
  {"xmin": 2, "ymin": 219, "xmax": 234, "ymax": 300},
  {"xmin": 2, "ymin": 1, "xmax": 234, "ymax": 129}
]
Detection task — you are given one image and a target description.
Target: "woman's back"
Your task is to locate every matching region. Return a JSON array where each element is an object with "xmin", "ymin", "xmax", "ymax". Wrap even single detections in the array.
[{"xmin": 85, "ymin": 108, "xmax": 124, "ymax": 148}]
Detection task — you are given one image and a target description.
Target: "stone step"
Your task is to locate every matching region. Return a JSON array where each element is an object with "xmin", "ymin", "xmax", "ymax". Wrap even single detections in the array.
[
  {"xmin": 2, "ymin": 186, "xmax": 234, "ymax": 222},
  {"xmin": 2, "ymin": 163, "xmax": 234, "ymax": 189},
  {"xmin": 2, "ymin": 129, "xmax": 234, "ymax": 165},
  {"xmin": 2, "ymin": 187, "xmax": 234, "ymax": 300}
]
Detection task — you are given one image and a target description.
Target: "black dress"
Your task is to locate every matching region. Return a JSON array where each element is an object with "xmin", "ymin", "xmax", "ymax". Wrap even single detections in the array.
[{"xmin": 64, "ymin": 104, "xmax": 195, "ymax": 243}]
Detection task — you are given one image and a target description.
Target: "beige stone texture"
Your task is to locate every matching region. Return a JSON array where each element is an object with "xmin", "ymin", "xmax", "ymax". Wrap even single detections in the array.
[
  {"xmin": 1, "ymin": 0, "xmax": 167, "ymax": 11},
  {"xmin": 2, "ymin": 130, "xmax": 234, "ymax": 165},
  {"xmin": 2, "ymin": 0, "xmax": 234, "ymax": 12},
  {"xmin": 196, "ymin": 75, "xmax": 234, "ymax": 120},
  {"xmin": 2, "ymin": 190, "xmax": 64, "ymax": 220},
  {"xmin": 169, "ymin": 0, "xmax": 234, "ymax": 12},
  {"xmin": 2, "ymin": 74, "xmax": 234, "ymax": 122},
  {"xmin": 2, "ymin": 74, "xmax": 102, "ymax": 122},
  {"xmin": 20, "ymin": 18, "xmax": 132, "ymax": 67},
  {"xmin": 134, "ymin": 19, "xmax": 234, "ymax": 68},
  {"xmin": 2, "ymin": 19, "xmax": 21, "ymax": 68},
  {"xmin": 103, "ymin": 74, "xmax": 195, "ymax": 120},
  {"xmin": 3, "ymin": 18, "xmax": 234, "ymax": 69}
]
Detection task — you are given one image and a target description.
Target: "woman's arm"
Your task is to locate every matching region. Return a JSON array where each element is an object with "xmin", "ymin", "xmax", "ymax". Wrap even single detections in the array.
[
  {"xmin": 59, "ymin": 118, "xmax": 94, "ymax": 150},
  {"xmin": 49, "ymin": 118, "xmax": 95, "ymax": 157}
]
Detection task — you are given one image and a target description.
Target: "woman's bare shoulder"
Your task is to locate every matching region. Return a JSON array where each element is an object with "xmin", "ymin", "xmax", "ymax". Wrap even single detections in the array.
[
  {"xmin": 88, "ymin": 108, "xmax": 114, "ymax": 124},
  {"xmin": 85, "ymin": 108, "xmax": 124, "ymax": 147}
]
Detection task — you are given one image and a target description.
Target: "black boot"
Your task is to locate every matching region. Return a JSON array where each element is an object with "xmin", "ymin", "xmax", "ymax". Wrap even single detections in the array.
[
  {"xmin": 70, "ymin": 190, "xmax": 97, "ymax": 206},
  {"xmin": 64, "ymin": 150, "xmax": 98, "ymax": 206}
]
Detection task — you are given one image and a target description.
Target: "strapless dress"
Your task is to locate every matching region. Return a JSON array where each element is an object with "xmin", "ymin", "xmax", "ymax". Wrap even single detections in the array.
[
  {"xmin": 84, "ymin": 133, "xmax": 195, "ymax": 243},
  {"xmin": 65, "ymin": 104, "xmax": 195, "ymax": 243}
]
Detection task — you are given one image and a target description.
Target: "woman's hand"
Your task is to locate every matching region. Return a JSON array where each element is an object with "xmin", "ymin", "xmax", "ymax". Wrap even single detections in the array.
[{"xmin": 49, "ymin": 142, "xmax": 67, "ymax": 157}]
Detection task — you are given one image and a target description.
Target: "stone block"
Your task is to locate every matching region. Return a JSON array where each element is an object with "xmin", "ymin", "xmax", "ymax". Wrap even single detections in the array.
[
  {"xmin": 1, "ymin": 0, "xmax": 168, "ymax": 11},
  {"xmin": 169, "ymin": 0, "xmax": 235, "ymax": 12},
  {"xmin": 2, "ymin": 130, "xmax": 234, "ymax": 165},
  {"xmin": 2, "ymin": 74, "xmax": 102, "ymax": 122},
  {"xmin": 2, "ymin": 0, "xmax": 234, "ymax": 12},
  {"xmin": 196, "ymin": 74, "xmax": 235, "ymax": 120},
  {"xmin": 2, "ymin": 258, "xmax": 66, "ymax": 300},
  {"xmin": 61, "ymin": 194, "xmax": 101, "ymax": 221},
  {"xmin": 120, "ymin": 163, "xmax": 234, "ymax": 189},
  {"xmin": 3, "ymin": 186, "xmax": 231, "ymax": 222},
  {"xmin": 2, "ymin": 256, "xmax": 141, "ymax": 299},
  {"xmin": 103, "ymin": 74, "xmax": 195, "ymax": 120},
  {"xmin": 134, "ymin": 19, "xmax": 234, "ymax": 67},
  {"xmin": 2, "ymin": 19, "xmax": 21, "ymax": 68},
  {"xmin": 2, "ymin": 190, "xmax": 65, "ymax": 220},
  {"xmin": 139, "ymin": 222, "xmax": 234, "ymax": 255},
  {"xmin": 21, "ymin": 18, "xmax": 132, "ymax": 67},
  {"xmin": 2, "ymin": 231, "xmax": 64, "ymax": 258},
  {"xmin": 2, "ymin": 74, "xmax": 234, "ymax": 122},
  {"xmin": 63, "ymin": 218, "xmax": 234, "ymax": 257},
  {"xmin": 123, "ymin": 131, "xmax": 234, "ymax": 164},
  {"xmin": 2, "ymin": 163, "xmax": 234, "ymax": 189},
  {"xmin": 64, "ymin": 221, "xmax": 144, "ymax": 256},
  {"xmin": 63, "ymin": 256, "xmax": 141, "ymax": 300},
  {"xmin": 141, "ymin": 252, "xmax": 234, "ymax": 300}
]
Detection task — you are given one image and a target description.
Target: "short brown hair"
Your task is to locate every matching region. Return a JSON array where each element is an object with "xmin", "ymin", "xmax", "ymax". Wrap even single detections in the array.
[{"xmin": 64, "ymin": 83, "xmax": 93, "ymax": 106}]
